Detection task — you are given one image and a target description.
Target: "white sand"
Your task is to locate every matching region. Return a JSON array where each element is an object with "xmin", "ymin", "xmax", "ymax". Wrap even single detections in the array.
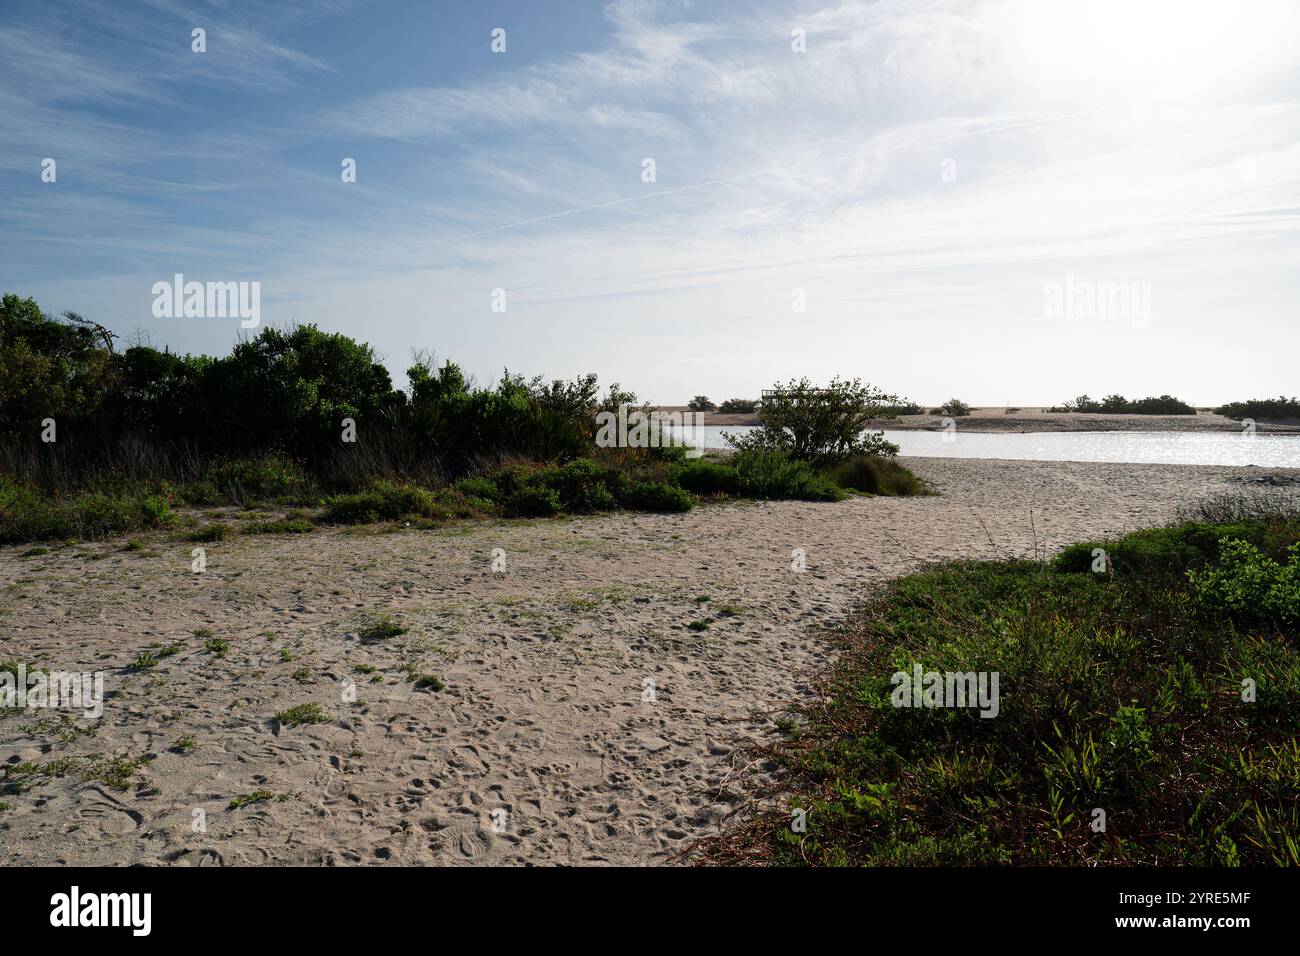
[{"xmin": 0, "ymin": 458, "xmax": 1285, "ymax": 865}]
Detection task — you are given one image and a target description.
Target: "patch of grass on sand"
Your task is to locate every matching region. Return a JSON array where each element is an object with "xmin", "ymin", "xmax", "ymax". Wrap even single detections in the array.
[
  {"xmin": 172, "ymin": 734, "xmax": 197, "ymax": 753},
  {"xmin": 87, "ymin": 754, "xmax": 149, "ymax": 790},
  {"xmin": 687, "ymin": 619, "xmax": 711, "ymax": 632},
  {"xmin": 823, "ymin": 454, "xmax": 932, "ymax": 497},
  {"xmin": 412, "ymin": 674, "xmax": 446, "ymax": 692},
  {"xmin": 228, "ymin": 789, "xmax": 289, "ymax": 810},
  {"xmin": 273, "ymin": 703, "xmax": 331, "ymax": 728},
  {"xmin": 129, "ymin": 651, "xmax": 158, "ymax": 671},
  {"xmin": 3, "ymin": 754, "xmax": 147, "ymax": 792},
  {"xmin": 700, "ymin": 505, "xmax": 1300, "ymax": 866},
  {"xmin": 358, "ymin": 615, "xmax": 406, "ymax": 643},
  {"xmin": 184, "ymin": 523, "xmax": 232, "ymax": 543},
  {"xmin": 241, "ymin": 517, "xmax": 315, "ymax": 534}
]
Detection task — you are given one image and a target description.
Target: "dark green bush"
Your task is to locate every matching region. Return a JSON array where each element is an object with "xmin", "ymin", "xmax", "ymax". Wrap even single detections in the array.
[
  {"xmin": 727, "ymin": 376, "xmax": 901, "ymax": 464},
  {"xmin": 539, "ymin": 458, "xmax": 617, "ymax": 512},
  {"xmin": 670, "ymin": 459, "xmax": 741, "ymax": 495},
  {"xmin": 1189, "ymin": 539, "xmax": 1300, "ymax": 626},
  {"xmin": 455, "ymin": 476, "xmax": 501, "ymax": 502},
  {"xmin": 0, "ymin": 476, "xmax": 175, "ymax": 542},
  {"xmin": 506, "ymin": 485, "xmax": 562, "ymax": 517},
  {"xmin": 732, "ymin": 448, "xmax": 846, "ymax": 501},
  {"xmin": 321, "ymin": 481, "xmax": 438, "ymax": 524},
  {"xmin": 619, "ymin": 481, "xmax": 693, "ymax": 513},
  {"xmin": 1216, "ymin": 396, "xmax": 1300, "ymax": 421},
  {"xmin": 206, "ymin": 457, "xmax": 313, "ymax": 503},
  {"xmin": 1053, "ymin": 522, "xmax": 1261, "ymax": 576},
  {"xmin": 1052, "ymin": 394, "xmax": 1197, "ymax": 415}
]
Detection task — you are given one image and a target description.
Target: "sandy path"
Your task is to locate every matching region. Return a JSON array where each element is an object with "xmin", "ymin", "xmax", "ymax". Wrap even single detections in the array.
[{"xmin": 0, "ymin": 458, "xmax": 1273, "ymax": 865}]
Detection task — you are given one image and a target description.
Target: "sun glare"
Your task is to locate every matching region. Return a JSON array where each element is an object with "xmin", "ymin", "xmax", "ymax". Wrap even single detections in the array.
[{"xmin": 998, "ymin": 0, "xmax": 1298, "ymax": 104}]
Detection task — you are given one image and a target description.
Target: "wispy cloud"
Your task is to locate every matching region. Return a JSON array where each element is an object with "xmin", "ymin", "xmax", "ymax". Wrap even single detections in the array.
[{"xmin": 3, "ymin": 0, "xmax": 1299, "ymax": 404}]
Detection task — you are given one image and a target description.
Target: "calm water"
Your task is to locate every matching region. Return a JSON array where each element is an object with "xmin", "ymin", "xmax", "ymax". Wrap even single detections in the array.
[{"xmin": 663, "ymin": 426, "xmax": 1300, "ymax": 468}]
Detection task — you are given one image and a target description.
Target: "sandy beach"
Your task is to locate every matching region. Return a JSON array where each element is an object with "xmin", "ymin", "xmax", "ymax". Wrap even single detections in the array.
[{"xmin": 1, "ymin": 456, "xmax": 1294, "ymax": 866}]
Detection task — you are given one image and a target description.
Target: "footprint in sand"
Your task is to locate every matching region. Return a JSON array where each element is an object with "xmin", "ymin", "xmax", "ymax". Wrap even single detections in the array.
[{"xmin": 76, "ymin": 786, "xmax": 144, "ymax": 835}]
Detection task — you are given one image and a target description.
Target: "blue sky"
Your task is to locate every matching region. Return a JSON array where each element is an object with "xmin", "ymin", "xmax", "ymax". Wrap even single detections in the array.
[{"xmin": 2, "ymin": 0, "xmax": 1298, "ymax": 405}]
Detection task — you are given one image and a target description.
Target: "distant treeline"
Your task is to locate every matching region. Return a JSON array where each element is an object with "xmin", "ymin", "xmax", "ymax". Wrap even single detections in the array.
[
  {"xmin": 687, "ymin": 396, "xmax": 757, "ymax": 413},
  {"xmin": 1215, "ymin": 397, "xmax": 1300, "ymax": 421},
  {"xmin": 0, "ymin": 292, "xmax": 629, "ymax": 488},
  {"xmin": 1049, "ymin": 394, "xmax": 1196, "ymax": 415}
]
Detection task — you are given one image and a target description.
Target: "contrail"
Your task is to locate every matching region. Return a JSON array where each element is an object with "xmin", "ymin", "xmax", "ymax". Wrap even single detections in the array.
[{"xmin": 480, "ymin": 104, "xmax": 1116, "ymax": 235}]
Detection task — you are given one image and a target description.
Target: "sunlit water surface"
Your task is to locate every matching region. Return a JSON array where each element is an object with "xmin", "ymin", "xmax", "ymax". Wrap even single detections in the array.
[{"xmin": 661, "ymin": 426, "xmax": 1300, "ymax": 468}]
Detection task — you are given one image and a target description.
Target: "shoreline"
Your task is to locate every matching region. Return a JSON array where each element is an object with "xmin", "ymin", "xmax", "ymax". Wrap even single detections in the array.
[{"xmin": 654, "ymin": 406, "xmax": 1300, "ymax": 434}]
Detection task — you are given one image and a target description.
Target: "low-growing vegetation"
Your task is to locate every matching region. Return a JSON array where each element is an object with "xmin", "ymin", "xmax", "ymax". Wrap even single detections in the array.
[
  {"xmin": 228, "ymin": 789, "xmax": 289, "ymax": 810},
  {"xmin": 1216, "ymin": 396, "xmax": 1300, "ymax": 421},
  {"xmin": 701, "ymin": 495, "xmax": 1300, "ymax": 866},
  {"xmin": 1049, "ymin": 394, "xmax": 1197, "ymax": 415},
  {"xmin": 273, "ymin": 703, "xmax": 331, "ymax": 728}
]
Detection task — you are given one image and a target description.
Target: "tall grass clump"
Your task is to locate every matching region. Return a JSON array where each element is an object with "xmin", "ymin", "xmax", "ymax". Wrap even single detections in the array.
[{"xmin": 824, "ymin": 454, "xmax": 931, "ymax": 496}]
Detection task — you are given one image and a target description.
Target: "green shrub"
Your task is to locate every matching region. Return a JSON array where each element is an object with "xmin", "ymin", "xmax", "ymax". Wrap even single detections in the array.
[
  {"xmin": 505, "ymin": 485, "xmax": 562, "ymax": 517},
  {"xmin": 825, "ymin": 455, "xmax": 929, "ymax": 496},
  {"xmin": 1053, "ymin": 522, "xmax": 1260, "ymax": 576},
  {"xmin": 938, "ymin": 398, "xmax": 972, "ymax": 417},
  {"xmin": 206, "ymin": 457, "xmax": 312, "ymax": 503},
  {"xmin": 728, "ymin": 377, "xmax": 901, "ymax": 464},
  {"xmin": 490, "ymin": 463, "xmax": 543, "ymax": 501},
  {"xmin": 455, "ymin": 476, "xmax": 501, "ymax": 502},
  {"xmin": 1188, "ymin": 540, "xmax": 1300, "ymax": 626},
  {"xmin": 321, "ymin": 481, "xmax": 437, "ymax": 524},
  {"xmin": 0, "ymin": 478, "xmax": 175, "ymax": 542},
  {"xmin": 541, "ymin": 458, "xmax": 617, "ymax": 512},
  {"xmin": 185, "ymin": 522, "xmax": 232, "ymax": 542},
  {"xmin": 732, "ymin": 448, "xmax": 845, "ymax": 501},
  {"xmin": 670, "ymin": 459, "xmax": 740, "ymax": 495},
  {"xmin": 619, "ymin": 481, "xmax": 693, "ymax": 512},
  {"xmin": 177, "ymin": 480, "xmax": 220, "ymax": 507}
]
